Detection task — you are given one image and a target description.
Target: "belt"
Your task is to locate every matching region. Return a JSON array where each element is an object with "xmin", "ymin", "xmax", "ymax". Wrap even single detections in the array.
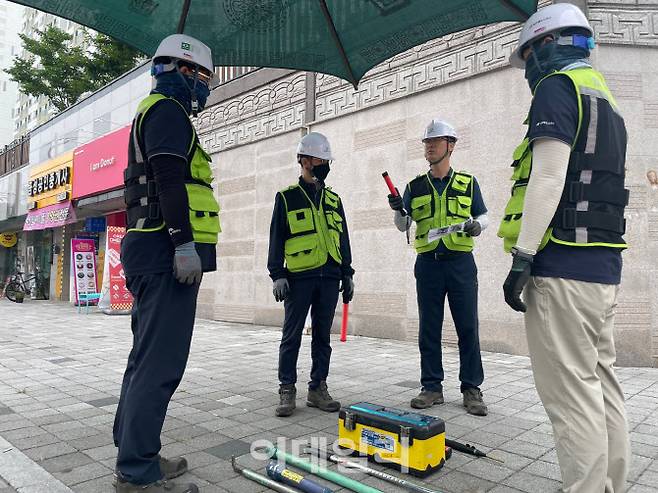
[{"xmin": 419, "ymin": 250, "xmax": 470, "ymax": 261}]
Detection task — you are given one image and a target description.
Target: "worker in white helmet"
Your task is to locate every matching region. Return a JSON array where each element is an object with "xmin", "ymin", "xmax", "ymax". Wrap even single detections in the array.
[
  {"xmin": 500, "ymin": 4, "xmax": 630, "ymax": 491},
  {"xmin": 267, "ymin": 132, "xmax": 354, "ymax": 417},
  {"xmin": 388, "ymin": 118, "xmax": 489, "ymax": 416},
  {"xmin": 114, "ymin": 34, "xmax": 219, "ymax": 493}
]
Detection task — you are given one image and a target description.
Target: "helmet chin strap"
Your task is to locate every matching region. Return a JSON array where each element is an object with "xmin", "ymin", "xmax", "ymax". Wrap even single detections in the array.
[{"xmin": 428, "ymin": 148, "xmax": 451, "ymax": 167}]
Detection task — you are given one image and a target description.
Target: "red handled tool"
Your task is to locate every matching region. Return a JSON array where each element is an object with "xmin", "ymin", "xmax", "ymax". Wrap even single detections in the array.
[
  {"xmin": 382, "ymin": 171, "xmax": 398, "ymax": 196},
  {"xmin": 340, "ymin": 301, "xmax": 349, "ymax": 342},
  {"xmin": 383, "ymin": 171, "xmax": 407, "ymax": 217}
]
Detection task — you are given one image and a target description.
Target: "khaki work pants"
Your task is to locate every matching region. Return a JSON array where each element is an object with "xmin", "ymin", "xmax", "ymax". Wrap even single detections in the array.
[{"xmin": 524, "ymin": 276, "xmax": 630, "ymax": 493}]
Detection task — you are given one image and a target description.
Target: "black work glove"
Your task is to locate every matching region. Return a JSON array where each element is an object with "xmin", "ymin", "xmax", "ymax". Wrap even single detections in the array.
[
  {"xmin": 388, "ymin": 189, "xmax": 404, "ymax": 213},
  {"xmin": 273, "ymin": 278, "xmax": 289, "ymax": 302},
  {"xmin": 463, "ymin": 219, "xmax": 482, "ymax": 237},
  {"xmin": 340, "ymin": 276, "xmax": 354, "ymax": 304},
  {"xmin": 503, "ymin": 249, "xmax": 534, "ymax": 312}
]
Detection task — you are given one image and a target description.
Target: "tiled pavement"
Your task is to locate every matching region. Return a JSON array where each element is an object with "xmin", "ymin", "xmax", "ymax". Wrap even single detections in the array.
[{"xmin": 0, "ymin": 301, "xmax": 657, "ymax": 493}]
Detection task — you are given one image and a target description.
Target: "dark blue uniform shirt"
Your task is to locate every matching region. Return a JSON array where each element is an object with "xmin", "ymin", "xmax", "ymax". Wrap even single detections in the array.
[
  {"xmin": 527, "ymin": 74, "xmax": 622, "ymax": 285},
  {"xmin": 402, "ymin": 169, "xmax": 487, "ymax": 254},
  {"xmin": 121, "ymin": 99, "xmax": 216, "ymax": 276}
]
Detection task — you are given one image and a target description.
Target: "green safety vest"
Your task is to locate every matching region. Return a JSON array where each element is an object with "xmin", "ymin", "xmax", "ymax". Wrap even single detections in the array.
[
  {"xmin": 280, "ymin": 184, "xmax": 344, "ymax": 273},
  {"xmin": 498, "ymin": 67, "xmax": 628, "ymax": 253},
  {"xmin": 408, "ymin": 171, "xmax": 474, "ymax": 253},
  {"xmin": 124, "ymin": 94, "xmax": 220, "ymax": 244}
]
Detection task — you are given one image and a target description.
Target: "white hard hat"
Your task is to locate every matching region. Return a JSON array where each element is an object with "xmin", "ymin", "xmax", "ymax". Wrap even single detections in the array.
[
  {"xmin": 153, "ymin": 34, "xmax": 214, "ymax": 75},
  {"xmin": 423, "ymin": 119, "xmax": 458, "ymax": 142},
  {"xmin": 510, "ymin": 3, "xmax": 593, "ymax": 69},
  {"xmin": 297, "ymin": 132, "xmax": 334, "ymax": 161}
]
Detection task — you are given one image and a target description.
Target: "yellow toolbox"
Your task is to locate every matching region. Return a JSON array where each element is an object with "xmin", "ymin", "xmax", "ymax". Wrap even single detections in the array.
[{"xmin": 338, "ymin": 402, "xmax": 446, "ymax": 477}]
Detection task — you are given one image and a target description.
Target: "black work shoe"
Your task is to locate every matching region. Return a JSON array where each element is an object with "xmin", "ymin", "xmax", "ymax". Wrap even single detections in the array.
[
  {"xmin": 115, "ymin": 478, "xmax": 198, "ymax": 493},
  {"xmin": 113, "ymin": 456, "xmax": 188, "ymax": 486},
  {"xmin": 410, "ymin": 390, "xmax": 444, "ymax": 409},
  {"xmin": 275, "ymin": 384, "xmax": 297, "ymax": 417},
  {"xmin": 306, "ymin": 381, "xmax": 340, "ymax": 412},
  {"xmin": 463, "ymin": 388, "xmax": 488, "ymax": 416}
]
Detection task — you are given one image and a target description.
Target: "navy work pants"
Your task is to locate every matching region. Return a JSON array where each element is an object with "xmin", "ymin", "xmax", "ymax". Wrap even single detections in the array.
[
  {"xmin": 113, "ymin": 271, "xmax": 200, "ymax": 484},
  {"xmin": 278, "ymin": 277, "xmax": 340, "ymax": 390},
  {"xmin": 414, "ymin": 252, "xmax": 484, "ymax": 392}
]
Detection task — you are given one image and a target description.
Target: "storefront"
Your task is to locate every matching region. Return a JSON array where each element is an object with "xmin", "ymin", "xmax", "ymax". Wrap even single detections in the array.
[
  {"xmin": 22, "ymin": 151, "xmax": 76, "ymax": 299},
  {"xmin": 71, "ymin": 125, "xmax": 131, "ymax": 310}
]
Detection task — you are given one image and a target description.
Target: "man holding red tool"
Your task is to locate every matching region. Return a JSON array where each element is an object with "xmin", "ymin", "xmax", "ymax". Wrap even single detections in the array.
[
  {"xmin": 268, "ymin": 132, "xmax": 355, "ymax": 417},
  {"xmin": 387, "ymin": 119, "xmax": 489, "ymax": 416}
]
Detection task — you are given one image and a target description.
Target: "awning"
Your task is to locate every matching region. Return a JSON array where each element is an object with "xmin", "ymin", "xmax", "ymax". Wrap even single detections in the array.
[{"xmin": 23, "ymin": 201, "xmax": 77, "ymax": 231}]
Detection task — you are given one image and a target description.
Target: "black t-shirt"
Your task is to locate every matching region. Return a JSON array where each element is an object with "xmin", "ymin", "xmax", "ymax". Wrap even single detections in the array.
[
  {"xmin": 528, "ymin": 74, "xmax": 622, "ymax": 284},
  {"xmin": 121, "ymin": 98, "xmax": 216, "ymax": 277}
]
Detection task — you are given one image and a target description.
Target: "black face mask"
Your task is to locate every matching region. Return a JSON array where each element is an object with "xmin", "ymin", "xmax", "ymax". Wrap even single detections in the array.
[{"xmin": 312, "ymin": 163, "xmax": 330, "ymax": 183}]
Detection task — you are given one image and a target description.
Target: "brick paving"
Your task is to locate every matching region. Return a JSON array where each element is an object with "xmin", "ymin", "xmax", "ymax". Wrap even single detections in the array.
[{"xmin": 0, "ymin": 301, "xmax": 656, "ymax": 492}]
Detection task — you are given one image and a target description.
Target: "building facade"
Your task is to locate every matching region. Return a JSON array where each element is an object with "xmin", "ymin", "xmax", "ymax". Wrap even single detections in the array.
[
  {"xmin": 0, "ymin": 0, "xmax": 655, "ymax": 367},
  {"xmin": 0, "ymin": 1, "xmax": 23, "ymax": 147},
  {"xmin": 12, "ymin": 7, "xmax": 88, "ymax": 139},
  {"xmin": 194, "ymin": 0, "xmax": 658, "ymax": 367}
]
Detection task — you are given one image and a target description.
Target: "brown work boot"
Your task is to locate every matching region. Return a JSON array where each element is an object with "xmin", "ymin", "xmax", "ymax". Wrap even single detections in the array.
[
  {"xmin": 463, "ymin": 388, "xmax": 488, "ymax": 416},
  {"xmin": 410, "ymin": 389, "xmax": 444, "ymax": 409},
  {"xmin": 275, "ymin": 384, "xmax": 297, "ymax": 417},
  {"xmin": 306, "ymin": 381, "xmax": 340, "ymax": 412},
  {"xmin": 113, "ymin": 456, "xmax": 188, "ymax": 486},
  {"xmin": 115, "ymin": 479, "xmax": 198, "ymax": 493}
]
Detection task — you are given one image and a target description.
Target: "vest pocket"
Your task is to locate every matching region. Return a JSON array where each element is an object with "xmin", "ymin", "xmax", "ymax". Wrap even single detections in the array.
[
  {"xmin": 325, "ymin": 210, "xmax": 344, "ymax": 233},
  {"xmin": 324, "ymin": 192, "xmax": 339, "ymax": 209},
  {"xmin": 284, "ymin": 233, "xmax": 323, "ymax": 271},
  {"xmin": 414, "ymin": 220, "xmax": 433, "ymax": 248},
  {"xmin": 497, "ymin": 183, "xmax": 526, "ymax": 251},
  {"xmin": 451, "ymin": 174, "xmax": 471, "ymax": 192},
  {"xmin": 447, "ymin": 195, "xmax": 472, "ymax": 219},
  {"xmin": 287, "ymin": 208, "xmax": 314, "ymax": 234},
  {"xmin": 187, "ymin": 184, "xmax": 221, "ymax": 243},
  {"xmin": 511, "ymin": 139, "xmax": 532, "ymax": 181},
  {"xmin": 411, "ymin": 194, "xmax": 432, "ymax": 221},
  {"xmin": 190, "ymin": 146, "xmax": 214, "ymax": 185}
]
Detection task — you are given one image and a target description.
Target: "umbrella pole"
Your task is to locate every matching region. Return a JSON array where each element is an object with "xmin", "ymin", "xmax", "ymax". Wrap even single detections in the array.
[{"xmin": 177, "ymin": 0, "xmax": 192, "ymax": 33}]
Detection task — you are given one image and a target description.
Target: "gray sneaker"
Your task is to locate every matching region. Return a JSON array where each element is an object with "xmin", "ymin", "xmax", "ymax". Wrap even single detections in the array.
[
  {"xmin": 306, "ymin": 381, "xmax": 340, "ymax": 412},
  {"xmin": 275, "ymin": 384, "xmax": 296, "ymax": 417},
  {"xmin": 463, "ymin": 388, "xmax": 488, "ymax": 416},
  {"xmin": 410, "ymin": 389, "xmax": 444, "ymax": 409},
  {"xmin": 114, "ymin": 456, "xmax": 188, "ymax": 486},
  {"xmin": 115, "ymin": 479, "xmax": 198, "ymax": 493}
]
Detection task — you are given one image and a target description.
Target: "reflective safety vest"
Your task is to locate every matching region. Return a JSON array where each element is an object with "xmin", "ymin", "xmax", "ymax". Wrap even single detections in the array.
[
  {"xmin": 498, "ymin": 67, "xmax": 628, "ymax": 253},
  {"xmin": 408, "ymin": 171, "xmax": 474, "ymax": 253},
  {"xmin": 280, "ymin": 184, "xmax": 344, "ymax": 273},
  {"xmin": 124, "ymin": 94, "xmax": 220, "ymax": 244}
]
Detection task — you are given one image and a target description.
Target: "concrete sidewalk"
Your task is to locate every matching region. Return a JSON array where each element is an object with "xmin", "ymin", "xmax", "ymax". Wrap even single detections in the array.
[{"xmin": 0, "ymin": 301, "xmax": 656, "ymax": 492}]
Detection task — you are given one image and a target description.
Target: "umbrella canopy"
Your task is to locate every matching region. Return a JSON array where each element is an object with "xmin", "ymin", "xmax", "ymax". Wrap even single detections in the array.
[{"xmin": 9, "ymin": 0, "xmax": 538, "ymax": 86}]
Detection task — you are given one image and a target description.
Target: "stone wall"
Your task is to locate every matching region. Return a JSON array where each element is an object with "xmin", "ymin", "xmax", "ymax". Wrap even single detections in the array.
[{"xmin": 196, "ymin": 0, "xmax": 658, "ymax": 367}]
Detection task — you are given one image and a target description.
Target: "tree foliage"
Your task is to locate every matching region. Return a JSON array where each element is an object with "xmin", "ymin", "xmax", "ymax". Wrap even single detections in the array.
[{"xmin": 5, "ymin": 25, "xmax": 144, "ymax": 112}]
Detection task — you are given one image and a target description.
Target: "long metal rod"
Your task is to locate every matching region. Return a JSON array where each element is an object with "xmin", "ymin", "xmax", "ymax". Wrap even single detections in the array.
[
  {"xmin": 231, "ymin": 457, "xmax": 301, "ymax": 493},
  {"xmin": 270, "ymin": 447, "xmax": 383, "ymax": 493},
  {"xmin": 305, "ymin": 448, "xmax": 445, "ymax": 493},
  {"xmin": 499, "ymin": 0, "xmax": 533, "ymax": 21},
  {"xmin": 176, "ymin": 0, "xmax": 192, "ymax": 33},
  {"xmin": 317, "ymin": 0, "xmax": 358, "ymax": 88}
]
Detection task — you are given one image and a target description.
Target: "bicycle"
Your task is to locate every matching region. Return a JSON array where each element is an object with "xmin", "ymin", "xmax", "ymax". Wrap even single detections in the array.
[{"xmin": 4, "ymin": 265, "xmax": 47, "ymax": 302}]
